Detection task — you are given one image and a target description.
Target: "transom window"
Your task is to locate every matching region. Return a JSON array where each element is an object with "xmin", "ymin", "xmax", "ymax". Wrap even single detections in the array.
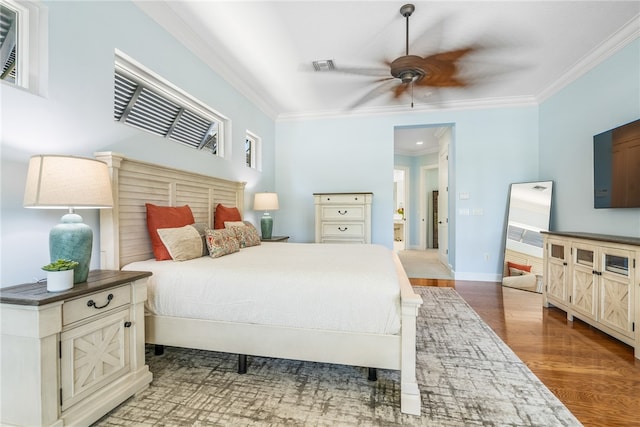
[
  {"xmin": 114, "ymin": 50, "xmax": 227, "ymax": 156},
  {"xmin": 0, "ymin": 2, "xmax": 18, "ymax": 84},
  {"xmin": 1, "ymin": 0, "xmax": 44, "ymax": 92}
]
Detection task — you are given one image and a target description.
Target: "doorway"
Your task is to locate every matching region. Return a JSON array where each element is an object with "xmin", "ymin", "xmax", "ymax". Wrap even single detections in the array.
[{"xmin": 394, "ymin": 124, "xmax": 453, "ymax": 276}]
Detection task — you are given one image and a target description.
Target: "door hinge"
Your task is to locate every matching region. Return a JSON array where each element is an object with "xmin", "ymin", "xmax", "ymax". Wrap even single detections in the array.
[
  {"xmin": 59, "ymin": 388, "xmax": 63, "ymax": 406},
  {"xmin": 569, "ymin": 296, "xmax": 572, "ymax": 303},
  {"xmin": 633, "ymin": 259, "xmax": 636, "ymax": 269},
  {"xmin": 633, "ymin": 322, "xmax": 635, "ymax": 332},
  {"xmin": 58, "ymin": 340, "xmax": 61, "ymax": 359}
]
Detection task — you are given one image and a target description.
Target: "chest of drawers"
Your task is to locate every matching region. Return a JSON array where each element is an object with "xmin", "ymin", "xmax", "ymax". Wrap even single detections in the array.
[{"xmin": 314, "ymin": 193, "xmax": 373, "ymax": 243}]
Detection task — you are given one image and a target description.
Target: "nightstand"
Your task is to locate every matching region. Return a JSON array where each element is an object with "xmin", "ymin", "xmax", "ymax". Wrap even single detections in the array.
[
  {"xmin": 0, "ymin": 270, "xmax": 153, "ymax": 427},
  {"xmin": 261, "ymin": 235, "xmax": 289, "ymax": 242}
]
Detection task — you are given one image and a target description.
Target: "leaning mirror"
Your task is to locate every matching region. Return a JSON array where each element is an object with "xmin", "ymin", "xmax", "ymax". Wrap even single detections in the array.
[{"xmin": 502, "ymin": 181, "xmax": 553, "ymax": 293}]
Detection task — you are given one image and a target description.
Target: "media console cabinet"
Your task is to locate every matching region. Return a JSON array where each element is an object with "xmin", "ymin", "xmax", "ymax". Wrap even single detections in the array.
[
  {"xmin": 0, "ymin": 270, "xmax": 152, "ymax": 426},
  {"xmin": 542, "ymin": 231, "xmax": 640, "ymax": 359}
]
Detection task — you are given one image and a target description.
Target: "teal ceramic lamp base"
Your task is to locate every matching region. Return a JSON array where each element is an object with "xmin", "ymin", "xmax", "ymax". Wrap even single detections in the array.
[
  {"xmin": 261, "ymin": 213, "xmax": 273, "ymax": 239},
  {"xmin": 49, "ymin": 212, "xmax": 92, "ymax": 284}
]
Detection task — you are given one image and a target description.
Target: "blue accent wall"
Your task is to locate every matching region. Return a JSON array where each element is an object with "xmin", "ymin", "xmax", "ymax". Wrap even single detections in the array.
[{"xmin": 539, "ymin": 39, "xmax": 640, "ymax": 237}]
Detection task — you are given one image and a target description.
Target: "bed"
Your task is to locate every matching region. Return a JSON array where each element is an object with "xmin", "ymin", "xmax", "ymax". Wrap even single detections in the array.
[{"xmin": 96, "ymin": 152, "xmax": 423, "ymax": 415}]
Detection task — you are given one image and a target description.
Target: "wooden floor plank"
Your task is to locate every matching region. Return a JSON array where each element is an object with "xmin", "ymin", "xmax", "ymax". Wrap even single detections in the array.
[{"xmin": 410, "ymin": 278, "xmax": 640, "ymax": 427}]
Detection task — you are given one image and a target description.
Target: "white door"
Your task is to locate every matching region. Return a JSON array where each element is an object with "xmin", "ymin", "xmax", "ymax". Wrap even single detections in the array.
[{"xmin": 438, "ymin": 141, "xmax": 449, "ymax": 266}]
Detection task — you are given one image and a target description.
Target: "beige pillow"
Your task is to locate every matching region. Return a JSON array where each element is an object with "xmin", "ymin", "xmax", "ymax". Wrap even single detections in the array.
[{"xmin": 157, "ymin": 224, "xmax": 207, "ymax": 261}]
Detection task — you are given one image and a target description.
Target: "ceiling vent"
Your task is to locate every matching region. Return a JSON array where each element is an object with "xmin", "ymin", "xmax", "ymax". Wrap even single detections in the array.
[{"xmin": 312, "ymin": 59, "xmax": 335, "ymax": 72}]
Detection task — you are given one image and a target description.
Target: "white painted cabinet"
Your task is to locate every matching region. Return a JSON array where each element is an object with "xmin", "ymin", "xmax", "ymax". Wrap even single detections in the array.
[
  {"xmin": 542, "ymin": 232, "xmax": 639, "ymax": 359},
  {"xmin": 0, "ymin": 270, "xmax": 153, "ymax": 426},
  {"xmin": 314, "ymin": 193, "xmax": 373, "ymax": 244}
]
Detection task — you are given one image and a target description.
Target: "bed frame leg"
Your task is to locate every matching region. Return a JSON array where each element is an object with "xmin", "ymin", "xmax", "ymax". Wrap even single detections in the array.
[
  {"xmin": 238, "ymin": 354, "xmax": 247, "ymax": 374},
  {"xmin": 367, "ymin": 368, "xmax": 377, "ymax": 381},
  {"xmin": 154, "ymin": 345, "xmax": 165, "ymax": 356}
]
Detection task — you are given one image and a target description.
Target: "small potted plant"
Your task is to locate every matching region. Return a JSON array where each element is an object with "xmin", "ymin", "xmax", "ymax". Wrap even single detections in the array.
[{"xmin": 42, "ymin": 259, "xmax": 79, "ymax": 292}]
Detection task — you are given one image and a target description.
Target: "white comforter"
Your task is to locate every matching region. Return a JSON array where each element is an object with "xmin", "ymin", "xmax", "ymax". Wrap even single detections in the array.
[{"xmin": 123, "ymin": 243, "xmax": 402, "ymax": 335}]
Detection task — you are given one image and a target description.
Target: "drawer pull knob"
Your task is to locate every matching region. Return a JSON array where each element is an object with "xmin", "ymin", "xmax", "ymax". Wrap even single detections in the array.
[
  {"xmin": 338, "ymin": 227, "xmax": 348, "ymax": 232},
  {"xmin": 87, "ymin": 293, "xmax": 113, "ymax": 309},
  {"xmin": 124, "ymin": 321, "xmax": 132, "ymax": 328},
  {"xmin": 338, "ymin": 210, "xmax": 348, "ymax": 215}
]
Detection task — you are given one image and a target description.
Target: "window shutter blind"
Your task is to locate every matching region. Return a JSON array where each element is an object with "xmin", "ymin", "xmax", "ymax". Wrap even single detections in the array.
[{"xmin": 114, "ymin": 70, "xmax": 219, "ymax": 151}]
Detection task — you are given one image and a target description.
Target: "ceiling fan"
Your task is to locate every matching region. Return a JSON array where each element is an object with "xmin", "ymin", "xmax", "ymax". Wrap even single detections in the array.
[{"xmin": 320, "ymin": 3, "xmax": 477, "ymax": 108}]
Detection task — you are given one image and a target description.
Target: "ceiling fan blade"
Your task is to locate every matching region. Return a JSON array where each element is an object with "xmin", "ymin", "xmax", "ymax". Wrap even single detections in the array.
[
  {"xmin": 331, "ymin": 66, "xmax": 390, "ymax": 77},
  {"xmin": 393, "ymin": 82, "xmax": 410, "ymax": 99},
  {"xmin": 346, "ymin": 78, "xmax": 396, "ymax": 109},
  {"xmin": 423, "ymin": 47, "xmax": 476, "ymax": 63}
]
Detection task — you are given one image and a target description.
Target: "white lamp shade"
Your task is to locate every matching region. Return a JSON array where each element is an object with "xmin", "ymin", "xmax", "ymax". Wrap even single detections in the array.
[
  {"xmin": 253, "ymin": 192, "xmax": 279, "ymax": 211},
  {"xmin": 23, "ymin": 155, "xmax": 114, "ymax": 209}
]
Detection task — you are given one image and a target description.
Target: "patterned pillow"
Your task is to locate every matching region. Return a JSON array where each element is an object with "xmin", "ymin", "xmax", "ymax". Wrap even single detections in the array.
[
  {"xmin": 156, "ymin": 223, "xmax": 209, "ymax": 261},
  {"xmin": 205, "ymin": 228, "xmax": 240, "ymax": 258},
  {"xmin": 225, "ymin": 221, "xmax": 261, "ymax": 248}
]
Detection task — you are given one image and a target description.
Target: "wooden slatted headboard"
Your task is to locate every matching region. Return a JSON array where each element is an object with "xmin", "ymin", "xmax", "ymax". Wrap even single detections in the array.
[{"xmin": 96, "ymin": 152, "xmax": 246, "ymax": 269}]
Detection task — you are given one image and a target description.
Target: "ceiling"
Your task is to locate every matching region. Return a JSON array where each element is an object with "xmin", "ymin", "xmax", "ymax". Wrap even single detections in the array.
[{"xmin": 135, "ymin": 1, "xmax": 639, "ymax": 153}]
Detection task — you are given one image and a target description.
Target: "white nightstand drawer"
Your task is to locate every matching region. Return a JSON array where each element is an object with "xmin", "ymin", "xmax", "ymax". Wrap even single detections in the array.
[
  {"xmin": 321, "ymin": 222, "xmax": 365, "ymax": 238},
  {"xmin": 320, "ymin": 205, "xmax": 365, "ymax": 221},
  {"xmin": 317, "ymin": 194, "xmax": 367, "ymax": 205},
  {"xmin": 63, "ymin": 285, "xmax": 131, "ymax": 326}
]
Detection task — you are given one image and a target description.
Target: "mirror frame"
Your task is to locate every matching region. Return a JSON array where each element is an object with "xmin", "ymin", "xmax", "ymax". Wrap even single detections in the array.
[{"xmin": 502, "ymin": 181, "xmax": 553, "ymax": 293}]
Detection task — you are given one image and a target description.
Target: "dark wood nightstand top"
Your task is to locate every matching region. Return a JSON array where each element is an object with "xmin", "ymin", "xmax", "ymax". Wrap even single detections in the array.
[
  {"xmin": 261, "ymin": 235, "xmax": 289, "ymax": 242},
  {"xmin": 0, "ymin": 270, "xmax": 152, "ymax": 306}
]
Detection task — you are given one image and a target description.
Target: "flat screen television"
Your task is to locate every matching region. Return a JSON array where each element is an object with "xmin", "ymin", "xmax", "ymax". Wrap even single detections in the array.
[{"xmin": 593, "ymin": 118, "xmax": 640, "ymax": 208}]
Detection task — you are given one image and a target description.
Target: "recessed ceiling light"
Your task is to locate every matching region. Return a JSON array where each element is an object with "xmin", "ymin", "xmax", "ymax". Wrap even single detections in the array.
[
  {"xmin": 312, "ymin": 59, "xmax": 335, "ymax": 72},
  {"xmin": 416, "ymin": 141, "xmax": 424, "ymax": 145}
]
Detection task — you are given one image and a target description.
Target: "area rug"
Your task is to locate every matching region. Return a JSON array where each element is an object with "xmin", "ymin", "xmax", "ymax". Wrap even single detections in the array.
[{"xmin": 94, "ymin": 287, "xmax": 581, "ymax": 426}]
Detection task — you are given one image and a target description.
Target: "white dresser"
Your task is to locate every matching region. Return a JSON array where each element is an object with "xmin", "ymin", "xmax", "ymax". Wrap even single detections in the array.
[{"xmin": 314, "ymin": 192, "xmax": 373, "ymax": 243}]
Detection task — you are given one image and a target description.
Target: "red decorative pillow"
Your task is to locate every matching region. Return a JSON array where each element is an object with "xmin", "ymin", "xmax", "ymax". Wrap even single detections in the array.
[
  {"xmin": 146, "ymin": 203, "xmax": 195, "ymax": 260},
  {"xmin": 507, "ymin": 261, "xmax": 532, "ymax": 276},
  {"xmin": 214, "ymin": 204, "xmax": 242, "ymax": 229}
]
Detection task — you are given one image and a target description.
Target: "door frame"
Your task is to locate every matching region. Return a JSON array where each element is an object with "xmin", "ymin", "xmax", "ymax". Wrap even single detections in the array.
[{"xmin": 394, "ymin": 166, "xmax": 410, "ymax": 248}]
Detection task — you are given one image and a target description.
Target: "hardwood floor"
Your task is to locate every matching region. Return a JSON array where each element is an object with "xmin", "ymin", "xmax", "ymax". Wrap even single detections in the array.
[{"xmin": 410, "ymin": 278, "xmax": 640, "ymax": 427}]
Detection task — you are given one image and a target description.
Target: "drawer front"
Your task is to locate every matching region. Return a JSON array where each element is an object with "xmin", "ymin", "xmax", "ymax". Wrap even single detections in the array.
[
  {"xmin": 320, "ymin": 205, "xmax": 364, "ymax": 221},
  {"xmin": 63, "ymin": 285, "xmax": 131, "ymax": 326},
  {"xmin": 317, "ymin": 194, "xmax": 366, "ymax": 205},
  {"xmin": 321, "ymin": 238, "xmax": 365, "ymax": 244},
  {"xmin": 321, "ymin": 222, "xmax": 365, "ymax": 238}
]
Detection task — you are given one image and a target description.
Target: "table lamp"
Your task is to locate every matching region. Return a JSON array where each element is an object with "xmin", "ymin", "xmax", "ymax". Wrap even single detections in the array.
[
  {"xmin": 23, "ymin": 155, "xmax": 113, "ymax": 284},
  {"xmin": 253, "ymin": 192, "xmax": 279, "ymax": 239}
]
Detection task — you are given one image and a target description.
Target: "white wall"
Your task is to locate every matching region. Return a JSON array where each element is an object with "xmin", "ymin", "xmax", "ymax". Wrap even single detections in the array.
[
  {"xmin": 539, "ymin": 39, "xmax": 640, "ymax": 237},
  {"xmin": 1, "ymin": 1, "xmax": 275, "ymax": 286}
]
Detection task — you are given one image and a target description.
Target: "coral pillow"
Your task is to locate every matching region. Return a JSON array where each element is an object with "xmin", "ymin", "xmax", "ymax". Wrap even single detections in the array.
[
  {"xmin": 146, "ymin": 203, "xmax": 195, "ymax": 260},
  {"xmin": 507, "ymin": 261, "xmax": 532, "ymax": 276},
  {"xmin": 214, "ymin": 204, "xmax": 242, "ymax": 229}
]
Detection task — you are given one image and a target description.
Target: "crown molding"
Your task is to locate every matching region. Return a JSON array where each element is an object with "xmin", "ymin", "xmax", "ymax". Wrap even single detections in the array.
[
  {"xmin": 133, "ymin": 1, "xmax": 281, "ymax": 121},
  {"xmin": 276, "ymin": 95, "xmax": 539, "ymax": 122},
  {"xmin": 537, "ymin": 14, "xmax": 640, "ymax": 103}
]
